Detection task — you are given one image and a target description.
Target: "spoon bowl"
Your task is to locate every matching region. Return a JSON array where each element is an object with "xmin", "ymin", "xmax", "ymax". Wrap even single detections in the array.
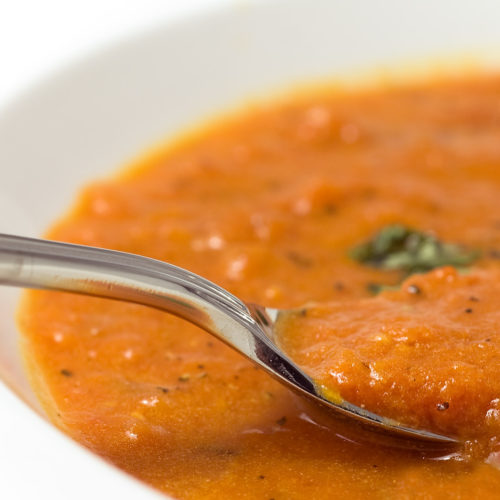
[{"xmin": 0, "ymin": 233, "xmax": 456, "ymax": 448}]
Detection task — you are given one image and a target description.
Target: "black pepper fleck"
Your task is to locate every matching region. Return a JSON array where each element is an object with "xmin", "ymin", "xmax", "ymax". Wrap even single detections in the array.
[
  {"xmin": 157, "ymin": 386, "xmax": 169, "ymax": 394},
  {"xmin": 465, "ymin": 308, "xmax": 473, "ymax": 314},
  {"xmin": 60, "ymin": 369, "xmax": 73, "ymax": 377},
  {"xmin": 437, "ymin": 402, "xmax": 449, "ymax": 411},
  {"xmin": 276, "ymin": 416, "xmax": 287, "ymax": 426},
  {"xmin": 258, "ymin": 475, "xmax": 265, "ymax": 480},
  {"xmin": 214, "ymin": 448, "xmax": 237, "ymax": 456},
  {"xmin": 286, "ymin": 251, "xmax": 313, "ymax": 268},
  {"xmin": 469, "ymin": 296, "xmax": 480, "ymax": 302}
]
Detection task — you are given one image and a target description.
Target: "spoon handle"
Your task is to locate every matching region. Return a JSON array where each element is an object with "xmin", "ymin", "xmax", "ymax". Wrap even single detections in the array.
[
  {"xmin": 0, "ymin": 233, "xmax": 311, "ymax": 389},
  {"xmin": 0, "ymin": 232, "xmax": 253, "ymax": 338}
]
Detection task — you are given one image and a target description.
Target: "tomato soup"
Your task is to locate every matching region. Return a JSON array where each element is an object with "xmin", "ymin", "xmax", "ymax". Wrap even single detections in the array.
[{"xmin": 19, "ymin": 75, "xmax": 500, "ymax": 498}]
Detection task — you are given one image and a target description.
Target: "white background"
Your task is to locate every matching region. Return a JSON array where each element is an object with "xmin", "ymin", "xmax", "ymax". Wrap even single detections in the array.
[{"xmin": 0, "ymin": 0, "xmax": 224, "ymax": 108}]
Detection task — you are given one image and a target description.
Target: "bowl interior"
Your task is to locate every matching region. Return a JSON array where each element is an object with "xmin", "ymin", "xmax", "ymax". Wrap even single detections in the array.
[{"xmin": 1, "ymin": 0, "xmax": 500, "ymax": 497}]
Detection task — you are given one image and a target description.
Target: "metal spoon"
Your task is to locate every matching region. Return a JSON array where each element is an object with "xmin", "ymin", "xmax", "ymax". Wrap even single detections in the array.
[{"xmin": 0, "ymin": 233, "xmax": 455, "ymax": 447}]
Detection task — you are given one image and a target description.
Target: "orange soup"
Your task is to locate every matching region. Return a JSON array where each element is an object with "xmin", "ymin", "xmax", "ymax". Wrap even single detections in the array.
[{"xmin": 19, "ymin": 75, "xmax": 500, "ymax": 498}]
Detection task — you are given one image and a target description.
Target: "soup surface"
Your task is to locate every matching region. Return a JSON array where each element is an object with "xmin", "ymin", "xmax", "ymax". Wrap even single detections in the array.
[{"xmin": 20, "ymin": 75, "xmax": 500, "ymax": 498}]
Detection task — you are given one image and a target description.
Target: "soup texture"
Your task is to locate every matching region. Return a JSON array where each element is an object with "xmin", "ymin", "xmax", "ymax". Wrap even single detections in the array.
[{"xmin": 20, "ymin": 76, "xmax": 500, "ymax": 498}]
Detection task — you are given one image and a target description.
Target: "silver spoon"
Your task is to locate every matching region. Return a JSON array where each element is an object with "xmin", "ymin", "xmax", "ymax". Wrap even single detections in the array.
[{"xmin": 0, "ymin": 233, "xmax": 455, "ymax": 447}]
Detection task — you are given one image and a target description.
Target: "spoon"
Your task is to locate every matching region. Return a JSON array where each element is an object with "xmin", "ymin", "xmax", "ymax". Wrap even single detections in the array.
[{"xmin": 0, "ymin": 233, "xmax": 455, "ymax": 447}]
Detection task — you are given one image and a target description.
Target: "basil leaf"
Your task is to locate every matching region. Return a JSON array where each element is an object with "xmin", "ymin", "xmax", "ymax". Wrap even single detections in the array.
[{"xmin": 350, "ymin": 224, "xmax": 479, "ymax": 275}]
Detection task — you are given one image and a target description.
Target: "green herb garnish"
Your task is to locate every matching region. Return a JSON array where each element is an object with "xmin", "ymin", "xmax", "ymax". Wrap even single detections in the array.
[{"xmin": 350, "ymin": 224, "xmax": 479, "ymax": 275}]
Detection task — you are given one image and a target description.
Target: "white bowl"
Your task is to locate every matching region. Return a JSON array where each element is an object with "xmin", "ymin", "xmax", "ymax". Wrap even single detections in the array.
[{"xmin": 1, "ymin": 0, "xmax": 500, "ymax": 497}]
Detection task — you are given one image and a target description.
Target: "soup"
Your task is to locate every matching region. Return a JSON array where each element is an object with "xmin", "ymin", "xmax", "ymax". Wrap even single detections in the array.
[{"xmin": 19, "ymin": 75, "xmax": 500, "ymax": 498}]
